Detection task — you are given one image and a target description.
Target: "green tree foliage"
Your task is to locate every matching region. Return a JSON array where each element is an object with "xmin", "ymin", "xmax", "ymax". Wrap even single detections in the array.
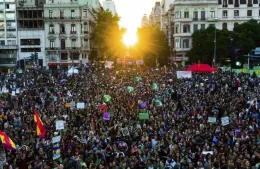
[
  {"xmin": 91, "ymin": 10, "xmax": 126, "ymax": 61},
  {"xmin": 136, "ymin": 26, "xmax": 169, "ymax": 67},
  {"xmin": 188, "ymin": 20, "xmax": 258, "ymax": 64}
]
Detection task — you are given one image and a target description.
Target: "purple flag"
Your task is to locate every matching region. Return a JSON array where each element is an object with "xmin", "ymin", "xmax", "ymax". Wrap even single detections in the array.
[
  {"xmin": 141, "ymin": 102, "xmax": 147, "ymax": 109},
  {"xmin": 103, "ymin": 113, "xmax": 110, "ymax": 121}
]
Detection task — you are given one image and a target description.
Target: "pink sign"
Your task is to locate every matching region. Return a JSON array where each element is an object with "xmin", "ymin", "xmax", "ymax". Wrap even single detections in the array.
[{"xmin": 103, "ymin": 113, "xmax": 110, "ymax": 120}]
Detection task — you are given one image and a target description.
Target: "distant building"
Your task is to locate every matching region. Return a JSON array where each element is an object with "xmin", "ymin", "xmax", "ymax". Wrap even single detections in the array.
[
  {"xmin": 141, "ymin": 14, "xmax": 149, "ymax": 27},
  {"xmin": 149, "ymin": 2, "xmax": 161, "ymax": 28},
  {"xmin": 0, "ymin": 0, "xmax": 18, "ymax": 69},
  {"xmin": 44, "ymin": 0, "xmax": 95, "ymax": 70},
  {"xmin": 103, "ymin": 0, "xmax": 116, "ymax": 15},
  {"xmin": 16, "ymin": 0, "xmax": 46, "ymax": 69}
]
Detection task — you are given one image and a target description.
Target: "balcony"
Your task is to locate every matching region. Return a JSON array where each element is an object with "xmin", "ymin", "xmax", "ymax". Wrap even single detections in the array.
[
  {"xmin": 173, "ymin": 32, "xmax": 192, "ymax": 37},
  {"xmin": 201, "ymin": 17, "xmax": 206, "ymax": 21},
  {"xmin": 174, "ymin": 18, "xmax": 193, "ymax": 22},
  {"xmin": 83, "ymin": 31, "xmax": 89, "ymax": 34},
  {"xmin": 193, "ymin": 18, "xmax": 198, "ymax": 21},
  {"xmin": 248, "ymin": 4, "xmax": 253, "ymax": 7},
  {"xmin": 66, "ymin": 47, "xmax": 80, "ymax": 50},
  {"xmin": 46, "ymin": 47, "xmax": 59, "ymax": 51},
  {"xmin": 49, "ymin": 31, "xmax": 55, "ymax": 35},
  {"xmin": 0, "ymin": 45, "xmax": 18, "ymax": 49},
  {"xmin": 44, "ymin": 16, "xmax": 81, "ymax": 22},
  {"xmin": 70, "ymin": 31, "xmax": 77, "ymax": 34},
  {"xmin": 207, "ymin": 17, "xmax": 218, "ymax": 22},
  {"xmin": 222, "ymin": 4, "xmax": 228, "ymax": 7},
  {"xmin": 0, "ymin": 53, "xmax": 17, "ymax": 58},
  {"xmin": 59, "ymin": 31, "xmax": 66, "ymax": 35}
]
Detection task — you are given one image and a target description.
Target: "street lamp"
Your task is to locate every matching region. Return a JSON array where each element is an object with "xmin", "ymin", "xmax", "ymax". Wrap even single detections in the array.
[{"xmin": 213, "ymin": 18, "xmax": 218, "ymax": 67}]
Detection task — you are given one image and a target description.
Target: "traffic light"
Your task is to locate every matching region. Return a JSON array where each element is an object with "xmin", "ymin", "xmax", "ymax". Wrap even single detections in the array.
[
  {"xmin": 231, "ymin": 48, "xmax": 244, "ymax": 69},
  {"xmin": 35, "ymin": 52, "xmax": 38, "ymax": 60}
]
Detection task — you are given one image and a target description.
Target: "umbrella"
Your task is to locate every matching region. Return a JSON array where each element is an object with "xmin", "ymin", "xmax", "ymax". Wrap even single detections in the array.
[
  {"xmin": 152, "ymin": 83, "xmax": 158, "ymax": 91},
  {"xmin": 0, "ymin": 104, "xmax": 4, "ymax": 108},
  {"xmin": 60, "ymin": 79, "xmax": 68, "ymax": 83},
  {"xmin": 155, "ymin": 99, "xmax": 163, "ymax": 107},
  {"xmin": 126, "ymin": 86, "xmax": 134, "ymax": 93},
  {"xmin": 135, "ymin": 77, "xmax": 142, "ymax": 82},
  {"xmin": 103, "ymin": 95, "xmax": 111, "ymax": 103}
]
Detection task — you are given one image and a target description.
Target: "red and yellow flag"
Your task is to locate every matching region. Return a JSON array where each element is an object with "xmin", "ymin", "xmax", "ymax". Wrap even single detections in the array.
[
  {"xmin": 34, "ymin": 111, "xmax": 46, "ymax": 138},
  {"xmin": 0, "ymin": 131, "xmax": 16, "ymax": 150}
]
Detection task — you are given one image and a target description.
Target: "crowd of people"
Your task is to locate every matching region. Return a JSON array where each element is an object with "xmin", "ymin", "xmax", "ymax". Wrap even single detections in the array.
[{"xmin": 0, "ymin": 65, "xmax": 259, "ymax": 169}]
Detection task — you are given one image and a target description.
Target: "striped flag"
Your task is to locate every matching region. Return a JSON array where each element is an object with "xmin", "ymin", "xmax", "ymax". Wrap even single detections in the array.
[
  {"xmin": 0, "ymin": 131, "xmax": 16, "ymax": 150},
  {"xmin": 34, "ymin": 111, "xmax": 46, "ymax": 138}
]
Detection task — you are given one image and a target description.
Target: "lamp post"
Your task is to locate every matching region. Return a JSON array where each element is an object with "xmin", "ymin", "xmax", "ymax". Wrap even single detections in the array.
[{"xmin": 213, "ymin": 18, "xmax": 218, "ymax": 67}]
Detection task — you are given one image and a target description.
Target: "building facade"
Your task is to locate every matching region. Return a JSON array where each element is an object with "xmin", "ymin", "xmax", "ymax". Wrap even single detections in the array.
[
  {"xmin": 149, "ymin": 2, "xmax": 161, "ymax": 28},
  {"xmin": 0, "ymin": 0, "xmax": 18, "ymax": 69},
  {"xmin": 44, "ymin": 0, "xmax": 95, "ymax": 70},
  {"xmin": 171, "ymin": 0, "xmax": 260, "ymax": 60},
  {"xmin": 16, "ymin": 0, "xmax": 45, "ymax": 69},
  {"xmin": 103, "ymin": 0, "xmax": 116, "ymax": 15},
  {"xmin": 141, "ymin": 14, "xmax": 149, "ymax": 27}
]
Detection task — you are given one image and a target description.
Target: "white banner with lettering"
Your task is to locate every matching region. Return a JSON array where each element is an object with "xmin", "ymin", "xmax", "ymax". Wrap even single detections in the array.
[{"xmin": 176, "ymin": 71, "xmax": 192, "ymax": 79}]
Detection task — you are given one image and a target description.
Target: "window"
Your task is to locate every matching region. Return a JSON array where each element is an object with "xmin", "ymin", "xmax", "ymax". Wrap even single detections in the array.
[
  {"xmin": 49, "ymin": 24, "xmax": 54, "ymax": 33},
  {"xmin": 240, "ymin": 0, "xmax": 246, "ymax": 4},
  {"xmin": 247, "ymin": 10, "xmax": 252, "ymax": 16},
  {"xmin": 234, "ymin": 0, "xmax": 239, "ymax": 6},
  {"xmin": 218, "ymin": 0, "xmax": 222, "ymax": 4},
  {"xmin": 183, "ymin": 39, "xmax": 189, "ymax": 48},
  {"xmin": 50, "ymin": 40, "xmax": 54, "ymax": 48},
  {"xmin": 83, "ymin": 39, "xmax": 88, "ymax": 47},
  {"xmin": 60, "ymin": 10, "xmax": 64, "ymax": 18},
  {"xmin": 60, "ymin": 24, "xmax": 65, "ymax": 33},
  {"xmin": 234, "ymin": 10, "xmax": 239, "ymax": 17},
  {"xmin": 201, "ymin": 24, "xmax": 206, "ymax": 30},
  {"xmin": 253, "ymin": 0, "xmax": 258, "ymax": 4},
  {"xmin": 175, "ymin": 24, "xmax": 179, "ymax": 33},
  {"xmin": 21, "ymin": 48, "xmax": 41, "ymax": 52},
  {"xmin": 20, "ymin": 39, "xmax": 40, "ymax": 45},
  {"xmin": 6, "ymin": 4, "xmax": 9, "ymax": 9},
  {"xmin": 72, "ymin": 39, "xmax": 76, "ymax": 48},
  {"xmin": 83, "ymin": 10, "xmax": 87, "ymax": 18},
  {"xmin": 61, "ymin": 39, "xmax": 65, "ymax": 49},
  {"xmin": 223, "ymin": 10, "xmax": 228, "ymax": 17},
  {"xmin": 223, "ymin": 0, "xmax": 228, "ymax": 5},
  {"xmin": 184, "ymin": 11, "xmax": 189, "ymax": 18},
  {"xmin": 193, "ymin": 24, "xmax": 198, "ymax": 32},
  {"xmin": 210, "ymin": 11, "xmax": 215, "ymax": 18},
  {"xmin": 175, "ymin": 39, "xmax": 180, "ymax": 48},
  {"xmin": 222, "ymin": 23, "xmax": 227, "ymax": 30},
  {"xmin": 49, "ymin": 10, "xmax": 53, "ymax": 18},
  {"xmin": 71, "ymin": 9, "xmax": 75, "ymax": 18},
  {"xmin": 259, "ymin": 9, "xmax": 260, "ymax": 16},
  {"xmin": 201, "ymin": 11, "xmax": 205, "ymax": 20},
  {"xmin": 228, "ymin": 0, "xmax": 233, "ymax": 4},
  {"xmin": 193, "ymin": 11, "xmax": 198, "ymax": 19},
  {"xmin": 209, "ymin": 24, "xmax": 215, "ymax": 28},
  {"xmin": 183, "ymin": 24, "xmax": 190, "ymax": 33},
  {"xmin": 247, "ymin": 0, "xmax": 253, "ymax": 6},
  {"xmin": 175, "ymin": 11, "xmax": 180, "ymax": 18},
  {"xmin": 71, "ymin": 24, "xmax": 76, "ymax": 32}
]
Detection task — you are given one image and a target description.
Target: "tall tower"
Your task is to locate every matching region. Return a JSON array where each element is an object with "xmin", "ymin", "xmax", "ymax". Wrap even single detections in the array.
[
  {"xmin": 141, "ymin": 14, "xmax": 149, "ymax": 27},
  {"xmin": 102, "ymin": 0, "xmax": 116, "ymax": 15}
]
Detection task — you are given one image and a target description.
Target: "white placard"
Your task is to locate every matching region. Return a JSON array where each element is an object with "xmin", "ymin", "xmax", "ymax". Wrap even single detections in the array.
[
  {"xmin": 11, "ymin": 91, "xmax": 15, "ymax": 96},
  {"xmin": 55, "ymin": 120, "xmax": 65, "ymax": 130},
  {"xmin": 52, "ymin": 135, "xmax": 61, "ymax": 143},
  {"xmin": 208, "ymin": 117, "xmax": 216, "ymax": 123},
  {"xmin": 176, "ymin": 71, "xmax": 192, "ymax": 79},
  {"xmin": 202, "ymin": 151, "xmax": 213, "ymax": 155},
  {"xmin": 77, "ymin": 103, "xmax": 85, "ymax": 109},
  {"xmin": 221, "ymin": 116, "xmax": 229, "ymax": 126},
  {"xmin": 15, "ymin": 88, "xmax": 20, "ymax": 94}
]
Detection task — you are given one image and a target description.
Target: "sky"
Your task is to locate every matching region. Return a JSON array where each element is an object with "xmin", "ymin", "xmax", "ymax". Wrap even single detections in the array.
[{"xmin": 101, "ymin": 0, "xmax": 158, "ymax": 45}]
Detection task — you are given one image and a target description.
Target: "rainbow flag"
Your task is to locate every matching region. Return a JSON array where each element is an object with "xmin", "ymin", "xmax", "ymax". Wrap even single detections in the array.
[
  {"xmin": 0, "ymin": 131, "xmax": 16, "ymax": 150},
  {"xmin": 34, "ymin": 111, "xmax": 46, "ymax": 138}
]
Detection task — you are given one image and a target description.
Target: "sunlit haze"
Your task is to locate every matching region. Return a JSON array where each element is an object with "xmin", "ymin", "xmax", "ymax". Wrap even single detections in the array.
[{"xmin": 102, "ymin": 0, "xmax": 158, "ymax": 45}]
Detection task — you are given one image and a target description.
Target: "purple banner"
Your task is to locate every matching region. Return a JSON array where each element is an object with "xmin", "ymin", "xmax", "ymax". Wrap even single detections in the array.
[{"xmin": 103, "ymin": 113, "xmax": 110, "ymax": 121}]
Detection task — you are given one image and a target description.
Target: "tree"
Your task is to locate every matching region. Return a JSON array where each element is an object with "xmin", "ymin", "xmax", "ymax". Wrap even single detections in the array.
[
  {"xmin": 188, "ymin": 20, "xmax": 257, "ymax": 64},
  {"xmin": 91, "ymin": 10, "xmax": 126, "ymax": 61},
  {"xmin": 136, "ymin": 26, "xmax": 169, "ymax": 67}
]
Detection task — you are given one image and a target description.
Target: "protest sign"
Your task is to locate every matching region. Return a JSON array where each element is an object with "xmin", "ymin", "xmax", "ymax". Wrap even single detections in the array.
[
  {"xmin": 103, "ymin": 113, "xmax": 110, "ymax": 120},
  {"xmin": 208, "ymin": 117, "xmax": 216, "ymax": 123},
  {"xmin": 55, "ymin": 120, "xmax": 65, "ymax": 130},
  {"xmin": 65, "ymin": 103, "xmax": 70, "ymax": 108},
  {"xmin": 77, "ymin": 103, "xmax": 85, "ymax": 109},
  {"xmin": 177, "ymin": 71, "xmax": 192, "ymax": 79},
  {"xmin": 221, "ymin": 116, "xmax": 229, "ymax": 126},
  {"xmin": 139, "ymin": 112, "xmax": 149, "ymax": 120}
]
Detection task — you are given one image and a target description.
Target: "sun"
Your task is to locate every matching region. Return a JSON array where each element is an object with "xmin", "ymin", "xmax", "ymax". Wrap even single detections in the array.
[{"xmin": 123, "ymin": 30, "xmax": 137, "ymax": 46}]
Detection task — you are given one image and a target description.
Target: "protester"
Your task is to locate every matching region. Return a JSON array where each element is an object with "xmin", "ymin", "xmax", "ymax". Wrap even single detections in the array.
[{"xmin": 0, "ymin": 65, "xmax": 259, "ymax": 169}]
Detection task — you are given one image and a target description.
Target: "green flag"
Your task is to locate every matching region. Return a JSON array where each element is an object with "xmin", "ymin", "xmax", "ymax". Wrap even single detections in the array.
[
  {"xmin": 103, "ymin": 95, "xmax": 111, "ymax": 103},
  {"xmin": 126, "ymin": 86, "xmax": 134, "ymax": 93},
  {"xmin": 155, "ymin": 99, "xmax": 163, "ymax": 107},
  {"xmin": 139, "ymin": 112, "xmax": 149, "ymax": 120},
  {"xmin": 152, "ymin": 83, "xmax": 158, "ymax": 91},
  {"xmin": 135, "ymin": 77, "xmax": 142, "ymax": 82}
]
